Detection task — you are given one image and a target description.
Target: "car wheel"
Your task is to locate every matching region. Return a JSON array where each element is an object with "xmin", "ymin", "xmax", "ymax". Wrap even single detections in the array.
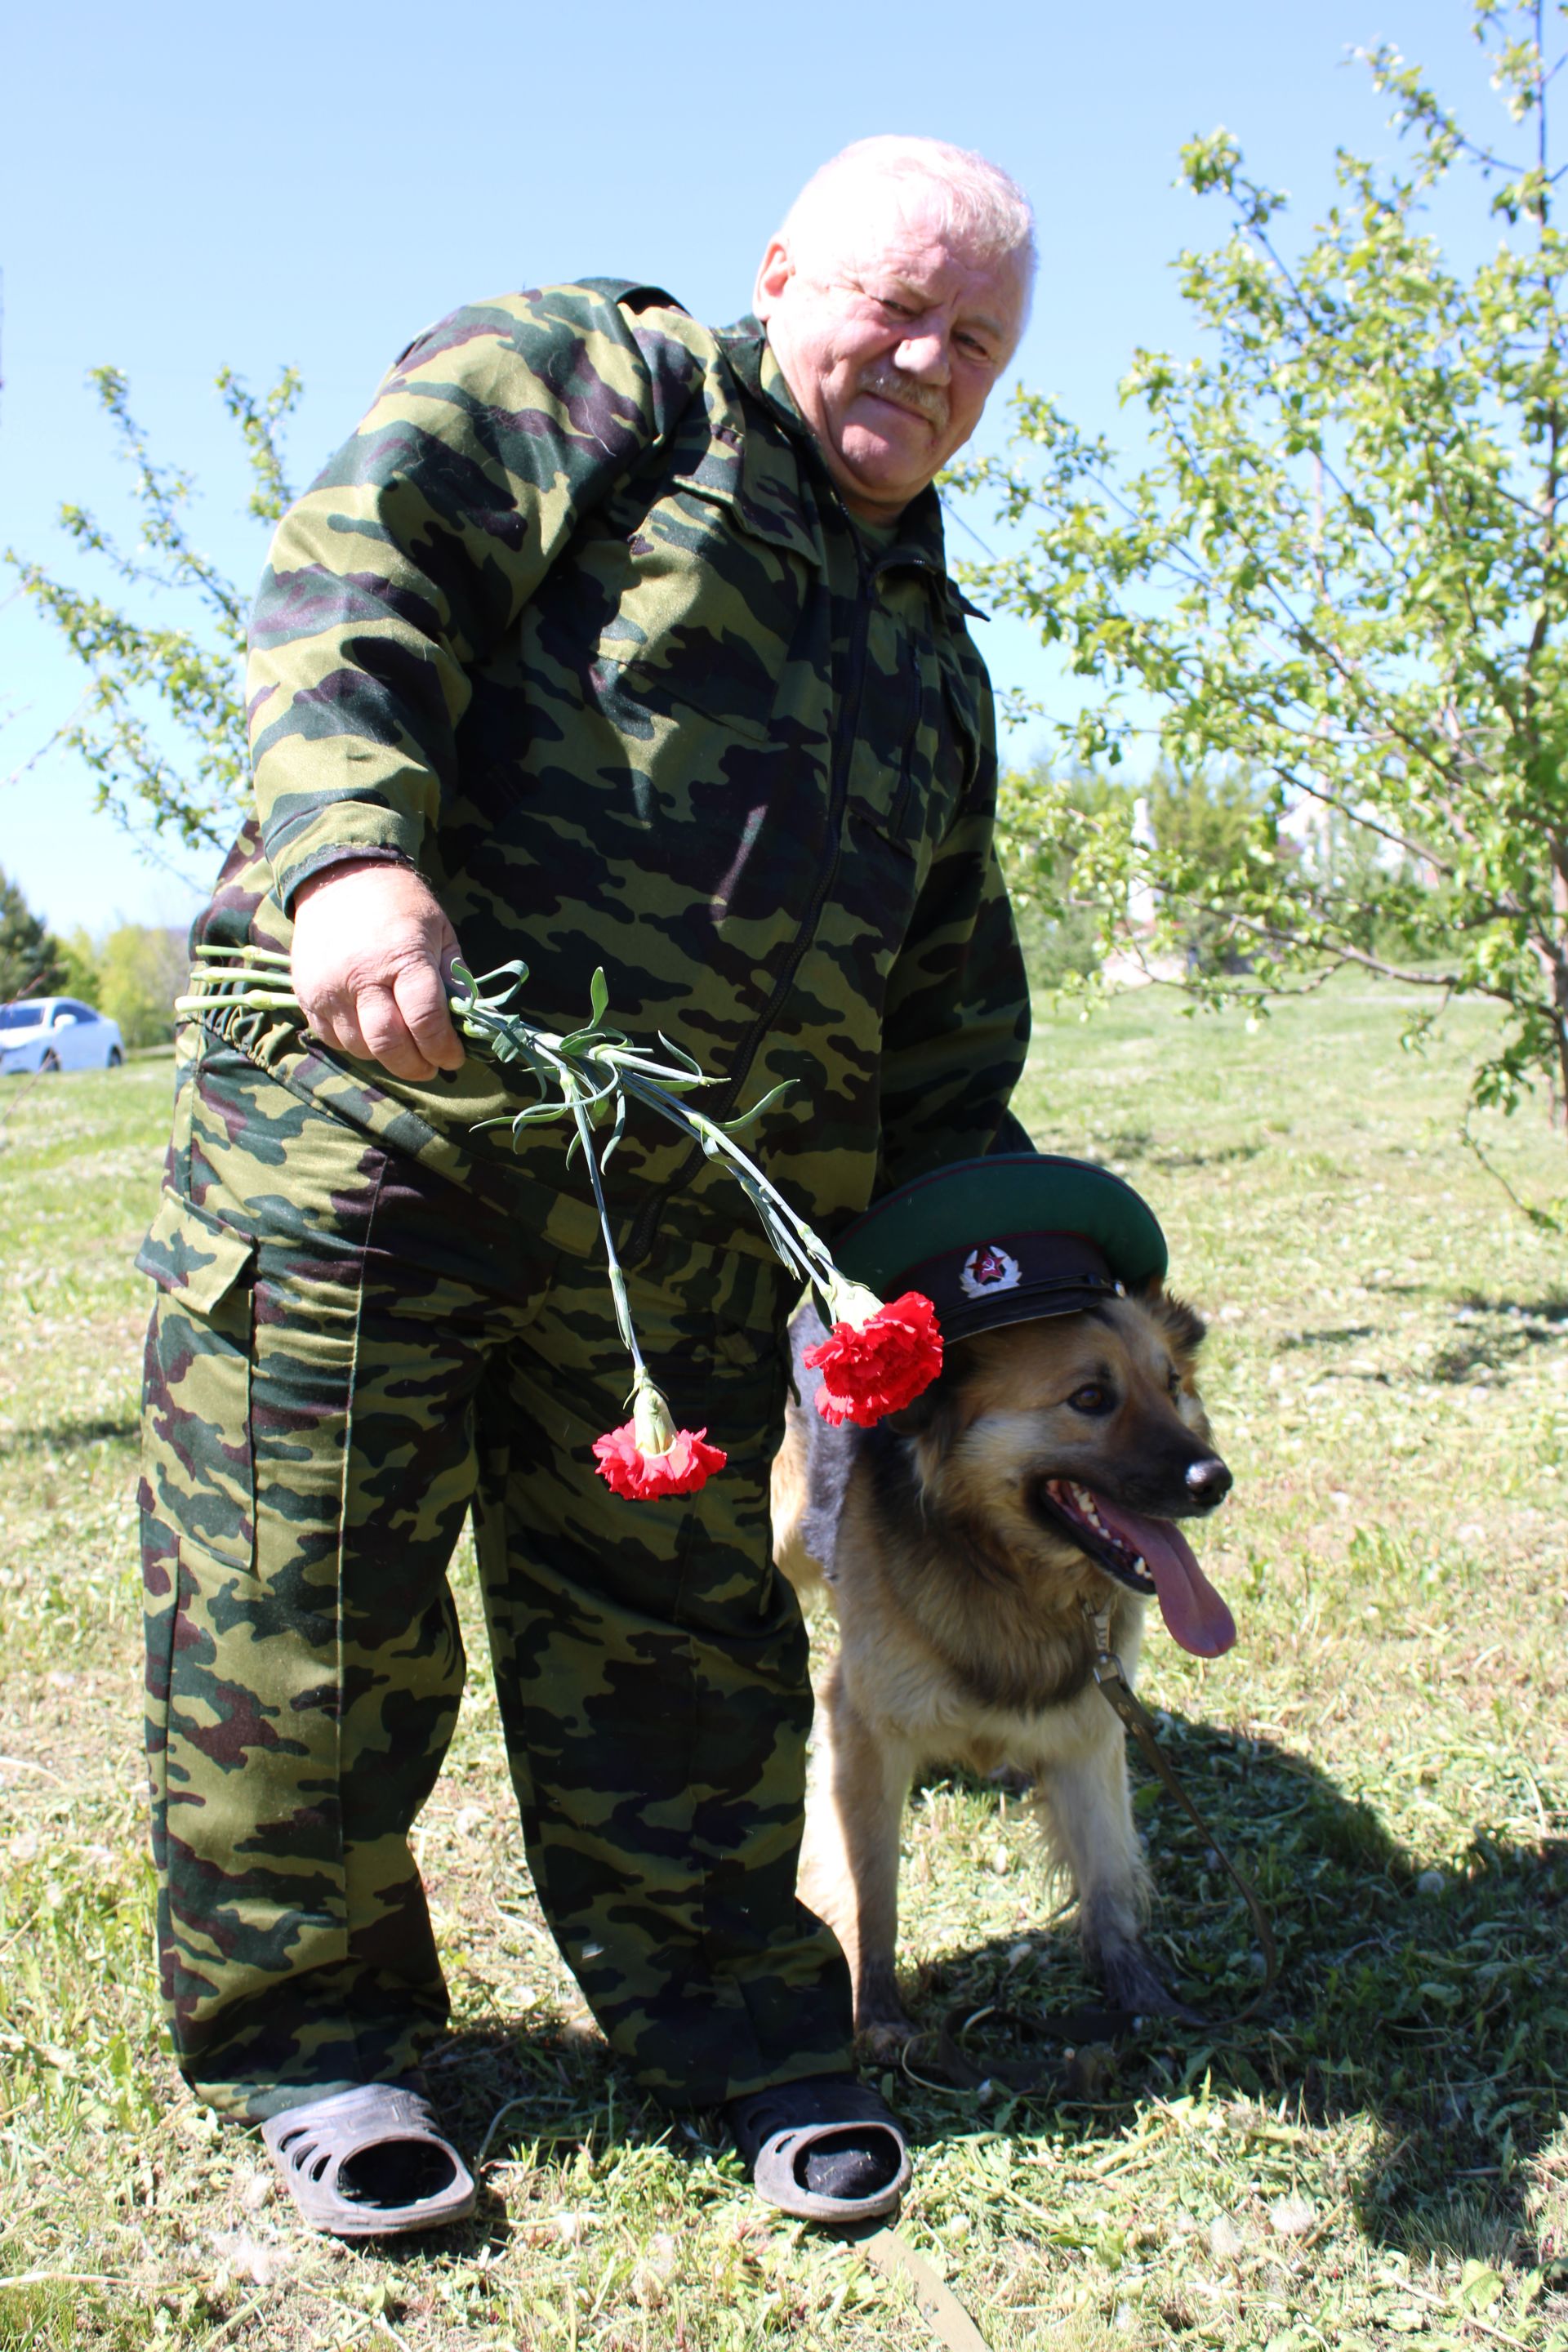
[
  {"xmin": 107, "ymin": 1046, "xmax": 124, "ymax": 1068},
  {"xmin": 39, "ymin": 1050, "xmax": 60, "ymax": 1074}
]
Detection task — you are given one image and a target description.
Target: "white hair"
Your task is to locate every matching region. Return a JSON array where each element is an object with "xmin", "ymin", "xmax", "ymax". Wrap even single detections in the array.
[{"xmin": 779, "ymin": 135, "xmax": 1037, "ymax": 287}]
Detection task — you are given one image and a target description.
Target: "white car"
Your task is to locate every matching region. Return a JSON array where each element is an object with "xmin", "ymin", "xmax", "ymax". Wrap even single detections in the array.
[{"xmin": 0, "ymin": 997, "xmax": 125, "ymax": 1075}]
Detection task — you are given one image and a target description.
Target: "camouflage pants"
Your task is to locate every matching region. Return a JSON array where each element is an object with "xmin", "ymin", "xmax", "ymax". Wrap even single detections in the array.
[{"xmin": 138, "ymin": 1038, "xmax": 854, "ymax": 2118}]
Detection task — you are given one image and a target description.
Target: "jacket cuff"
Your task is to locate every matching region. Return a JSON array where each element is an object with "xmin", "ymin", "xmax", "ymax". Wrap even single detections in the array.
[
  {"xmin": 265, "ymin": 808, "xmax": 427, "ymax": 914},
  {"xmin": 279, "ymin": 844, "xmax": 418, "ymax": 913}
]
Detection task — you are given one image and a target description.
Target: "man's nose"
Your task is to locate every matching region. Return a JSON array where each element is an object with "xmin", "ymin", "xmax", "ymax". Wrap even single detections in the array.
[{"xmin": 893, "ymin": 327, "xmax": 951, "ymax": 381}]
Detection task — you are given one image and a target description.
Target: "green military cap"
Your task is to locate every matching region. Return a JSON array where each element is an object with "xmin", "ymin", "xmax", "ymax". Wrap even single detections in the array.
[{"xmin": 833, "ymin": 1153, "xmax": 1169, "ymax": 1342}]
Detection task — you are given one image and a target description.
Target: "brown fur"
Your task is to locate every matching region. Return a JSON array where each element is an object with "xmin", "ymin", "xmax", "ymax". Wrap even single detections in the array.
[{"xmin": 772, "ymin": 1289, "xmax": 1228, "ymax": 2044}]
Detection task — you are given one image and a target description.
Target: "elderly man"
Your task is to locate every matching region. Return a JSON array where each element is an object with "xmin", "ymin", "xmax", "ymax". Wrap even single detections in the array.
[{"xmin": 139, "ymin": 135, "xmax": 1036, "ymax": 2233}]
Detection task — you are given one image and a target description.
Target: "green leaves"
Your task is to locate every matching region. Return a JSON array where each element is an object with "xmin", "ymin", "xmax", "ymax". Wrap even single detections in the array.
[
  {"xmin": 968, "ymin": 0, "xmax": 1568, "ymax": 1143},
  {"xmin": 7, "ymin": 363, "xmax": 301, "ymax": 850}
]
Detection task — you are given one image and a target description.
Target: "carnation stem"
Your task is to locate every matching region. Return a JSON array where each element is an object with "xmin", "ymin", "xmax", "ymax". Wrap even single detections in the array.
[
  {"xmin": 563, "ymin": 1070, "xmax": 647, "ymax": 1387},
  {"xmin": 612, "ymin": 1072, "xmax": 838, "ymax": 1298}
]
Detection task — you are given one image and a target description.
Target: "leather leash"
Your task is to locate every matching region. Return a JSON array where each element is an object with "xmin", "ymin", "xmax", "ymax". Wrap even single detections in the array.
[
  {"xmin": 921, "ymin": 1605, "xmax": 1278, "ymax": 2096},
  {"xmin": 1086, "ymin": 1606, "xmax": 1278, "ymax": 2020}
]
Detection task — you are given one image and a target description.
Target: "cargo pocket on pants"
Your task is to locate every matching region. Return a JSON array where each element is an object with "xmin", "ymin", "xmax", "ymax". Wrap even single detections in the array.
[{"xmin": 138, "ymin": 1187, "xmax": 258, "ymax": 1576}]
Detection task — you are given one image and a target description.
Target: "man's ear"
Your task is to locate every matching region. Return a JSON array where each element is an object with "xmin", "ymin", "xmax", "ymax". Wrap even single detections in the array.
[{"xmin": 753, "ymin": 235, "xmax": 793, "ymax": 323}]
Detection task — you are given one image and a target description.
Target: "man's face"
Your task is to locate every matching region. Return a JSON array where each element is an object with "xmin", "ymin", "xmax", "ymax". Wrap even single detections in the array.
[{"xmin": 755, "ymin": 185, "xmax": 1027, "ymax": 522}]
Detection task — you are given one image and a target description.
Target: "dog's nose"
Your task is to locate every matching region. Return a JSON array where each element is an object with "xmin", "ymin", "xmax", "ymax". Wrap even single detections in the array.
[{"xmin": 1185, "ymin": 1456, "xmax": 1232, "ymax": 1504}]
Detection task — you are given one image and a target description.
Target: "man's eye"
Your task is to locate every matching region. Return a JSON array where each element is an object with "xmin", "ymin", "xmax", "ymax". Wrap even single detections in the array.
[{"xmin": 1069, "ymin": 1384, "xmax": 1111, "ymax": 1414}]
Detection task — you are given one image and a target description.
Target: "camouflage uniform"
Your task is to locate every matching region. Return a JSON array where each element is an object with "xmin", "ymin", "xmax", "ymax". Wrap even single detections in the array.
[{"xmin": 140, "ymin": 282, "xmax": 1030, "ymax": 2118}]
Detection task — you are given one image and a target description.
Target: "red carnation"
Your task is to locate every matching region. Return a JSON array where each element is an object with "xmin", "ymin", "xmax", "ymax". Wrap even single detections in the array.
[
  {"xmin": 804, "ymin": 1287, "xmax": 944, "ymax": 1427},
  {"xmin": 592, "ymin": 1378, "xmax": 726, "ymax": 1498}
]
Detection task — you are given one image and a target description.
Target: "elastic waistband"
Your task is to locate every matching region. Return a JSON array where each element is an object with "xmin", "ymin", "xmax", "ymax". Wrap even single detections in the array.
[{"xmin": 191, "ymin": 1015, "xmax": 801, "ymax": 1307}]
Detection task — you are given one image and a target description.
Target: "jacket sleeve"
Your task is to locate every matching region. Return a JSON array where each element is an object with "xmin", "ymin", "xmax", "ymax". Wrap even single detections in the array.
[
  {"xmin": 874, "ymin": 649, "xmax": 1034, "ymax": 1185},
  {"xmin": 246, "ymin": 286, "xmax": 697, "ymax": 908}
]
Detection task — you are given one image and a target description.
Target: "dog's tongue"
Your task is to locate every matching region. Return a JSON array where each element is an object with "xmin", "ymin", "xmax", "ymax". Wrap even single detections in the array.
[{"xmin": 1095, "ymin": 1498, "xmax": 1236, "ymax": 1656}]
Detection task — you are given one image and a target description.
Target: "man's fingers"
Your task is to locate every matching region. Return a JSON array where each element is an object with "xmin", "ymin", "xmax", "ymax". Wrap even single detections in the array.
[
  {"xmin": 318, "ymin": 1004, "xmax": 373, "ymax": 1065},
  {"xmin": 288, "ymin": 861, "xmax": 468, "ymax": 1082},
  {"xmin": 392, "ymin": 956, "xmax": 465, "ymax": 1073},
  {"xmin": 354, "ymin": 985, "xmax": 440, "ymax": 1082}
]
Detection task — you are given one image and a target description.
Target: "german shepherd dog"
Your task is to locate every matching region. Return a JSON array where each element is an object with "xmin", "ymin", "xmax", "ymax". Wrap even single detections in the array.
[{"xmin": 771, "ymin": 1290, "xmax": 1235, "ymax": 2042}]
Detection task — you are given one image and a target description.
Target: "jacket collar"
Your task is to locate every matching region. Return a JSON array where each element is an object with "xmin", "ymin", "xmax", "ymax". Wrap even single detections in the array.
[
  {"xmin": 706, "ymin": 319, "xmax": 958, "ymax": 586},
  {"xmin": 666, "ymin": 321, "xmax": 820, "ymax": 568}
]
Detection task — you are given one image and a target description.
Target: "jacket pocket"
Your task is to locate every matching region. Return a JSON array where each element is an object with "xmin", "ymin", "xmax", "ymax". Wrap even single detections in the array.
[
  {"xmin": 137, "ymin": 1189, "xmax": 256, "ymax": 1575},
  {"xmin": 590, "ymin": 478, "xmax": 804, "ymax": 744},
  {"xmin": 850, "ymin": 603, "xmax": 973, "ymax": 858}
]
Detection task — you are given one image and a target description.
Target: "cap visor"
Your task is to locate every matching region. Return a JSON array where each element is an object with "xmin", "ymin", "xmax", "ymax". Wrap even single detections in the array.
[{"xmin": 941, "ymin": 1281, "xmax": 1122, "ymax": 1343}]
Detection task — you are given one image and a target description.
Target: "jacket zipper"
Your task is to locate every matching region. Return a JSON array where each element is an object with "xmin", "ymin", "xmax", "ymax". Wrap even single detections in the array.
[{"xmin": 621, "ymin": 536, "xmax": 890, "ymax": 1268}]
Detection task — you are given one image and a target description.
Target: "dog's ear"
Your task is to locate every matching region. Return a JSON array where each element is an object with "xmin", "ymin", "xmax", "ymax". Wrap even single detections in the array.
[
  {"xmin": 1147, "ymin": 1285, "xmax": 1208, "ymax": 1360},
  {"xmin": 881, "ymin": 1343, "xmax": 973, "ymax": 1446},
  {"xmin": 882, "ymin": 1380, "xmax": 956, "ymax": 1442}
]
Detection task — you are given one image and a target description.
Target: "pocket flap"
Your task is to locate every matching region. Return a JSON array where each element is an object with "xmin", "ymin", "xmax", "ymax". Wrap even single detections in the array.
[{"xmin": 136, "ymin": 1189, "xmax": 256, "ymax": 1312}]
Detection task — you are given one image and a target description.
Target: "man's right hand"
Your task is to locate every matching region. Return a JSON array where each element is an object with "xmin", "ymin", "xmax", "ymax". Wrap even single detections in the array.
[{"xmin": 291, "ymin": 861, "xmax": 466, "ymax": 1082}]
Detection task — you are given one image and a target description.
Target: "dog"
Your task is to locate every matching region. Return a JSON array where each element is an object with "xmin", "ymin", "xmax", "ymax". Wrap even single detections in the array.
[{"xmin": 771, "ymin": 1287, "xmax": 1235, "ymax": 2043}]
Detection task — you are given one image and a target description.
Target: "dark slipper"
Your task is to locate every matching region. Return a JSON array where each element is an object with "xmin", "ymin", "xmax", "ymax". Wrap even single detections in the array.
[
  {"xmin": 727, "ymin": 2072, "xmax": 911, "ymax": 2225},
  {"xmin": 261, "ymin": 2082, "xmax": 476, "ymax": 2237}
]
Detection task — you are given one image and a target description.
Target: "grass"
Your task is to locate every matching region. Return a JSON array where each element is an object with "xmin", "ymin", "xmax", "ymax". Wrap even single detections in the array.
[{"xmin": 0, "ymin": 978, "xmax": 1565, "ymax": 2350}]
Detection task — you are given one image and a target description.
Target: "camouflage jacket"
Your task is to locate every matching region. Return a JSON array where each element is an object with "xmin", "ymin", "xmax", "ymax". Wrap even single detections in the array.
[{"xmin": 193, "ymin": 282, "xmax": 1031, "ymax": 1262}]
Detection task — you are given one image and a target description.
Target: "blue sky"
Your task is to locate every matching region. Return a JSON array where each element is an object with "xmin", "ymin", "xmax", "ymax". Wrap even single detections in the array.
[{"xmin": 1, "ymin": 0, "xmax": 1502, "ymax": 935}]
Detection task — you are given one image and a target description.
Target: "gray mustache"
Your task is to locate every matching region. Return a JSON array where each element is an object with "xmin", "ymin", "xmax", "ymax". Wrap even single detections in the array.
[{"xmin": 858, "ymin": 369, "xmax": 948, "ymax": 425}]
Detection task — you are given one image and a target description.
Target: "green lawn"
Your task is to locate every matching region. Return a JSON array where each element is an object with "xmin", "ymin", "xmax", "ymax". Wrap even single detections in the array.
[{"xmin": 1, "ymin": 980, "xmax": 1564, "ymax": 2351}]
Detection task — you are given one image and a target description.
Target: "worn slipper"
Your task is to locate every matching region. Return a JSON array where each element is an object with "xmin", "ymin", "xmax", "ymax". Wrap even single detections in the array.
[
  {"xmin": 261, "ymin": 2083, "xmax": 477, "ymax": 2237},
  {"xmin": 727, "ymin": 2073, "xmax": 911, "ymax": 2225}
]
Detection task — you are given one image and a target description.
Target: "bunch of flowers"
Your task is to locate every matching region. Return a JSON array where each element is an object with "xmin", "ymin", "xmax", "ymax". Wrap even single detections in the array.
[{"xmin": 179, "ymin": 948, "xmax": 943, "ymax": 1497}]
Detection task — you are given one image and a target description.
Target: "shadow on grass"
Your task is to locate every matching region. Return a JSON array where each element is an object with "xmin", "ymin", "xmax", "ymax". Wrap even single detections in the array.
[
  {"xmin": 1458, "ymin": 1292, "xmax": 1568, "ymax": 1324},
  {"xmin": 0, "ymin": 1412, "xmax": 139, "ymax": 1458},
  {"xmin": 368, "ymin": 1726, "xmax": 1568, "ymax": 2273},
  {"xmin": 1278, "ymin": 1324, "xmax": 1377, "ymax": 1348},
  {"xmin": 1428, "ymin": 1321, "xmax": 1568, "ymax": 1381},
  {"xmin": 903, "ymin": 1720, "xmax": 1568, "ymax": 2270},
  {"xmin": 364, "ymin": 2021, "xmax": 726, "ymax": 2258},
  {"xmin": 1145, "ymin": 1141, "xmax": 1266, "ymax": 1172},
  {"xmin": 1078, "ymin": 1129, "xmax": 1267, "ymax": 1175}
]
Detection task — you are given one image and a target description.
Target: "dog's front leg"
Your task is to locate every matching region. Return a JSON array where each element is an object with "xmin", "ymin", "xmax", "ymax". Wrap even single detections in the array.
[
  {"xmin": 1031, "ymin": 1701, "xmax": 1196, "ymax": 2020},
  {"xmin": 798, "ymin": 1655, "xmax": 919, "ymax": 2047}
]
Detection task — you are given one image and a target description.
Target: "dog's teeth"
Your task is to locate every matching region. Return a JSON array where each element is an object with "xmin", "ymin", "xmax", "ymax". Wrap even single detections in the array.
[{"xmin": 1069, "ymin": 1482, "xmax": 1102, "ymax": 1526}]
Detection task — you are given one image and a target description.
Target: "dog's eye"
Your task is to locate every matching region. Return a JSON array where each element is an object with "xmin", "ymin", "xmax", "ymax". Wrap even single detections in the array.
[
  {"xmin": 1167, "ymin": 1368, "xmax": 1183, "ymax": 1397},
  {"xmin": 1068, "ymin": 1383, "xmax": 1111, "ymax": 1414}
]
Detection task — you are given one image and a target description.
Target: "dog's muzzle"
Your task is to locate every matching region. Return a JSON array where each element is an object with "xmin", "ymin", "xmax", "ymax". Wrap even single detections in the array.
[
  {"xmin": 1029, "ymin": 1478, "xmax": 1159, "ymax": 1597},
  {"xmin": 1183, "ymin": 1456, "xmax": 1232, "ymax": 1504}
]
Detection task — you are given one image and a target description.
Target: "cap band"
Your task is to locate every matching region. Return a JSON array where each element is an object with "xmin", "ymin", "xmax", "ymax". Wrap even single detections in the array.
[{"xmin": 901, "ymin": 1229, "xmax": 1124, "ymax": 1340}]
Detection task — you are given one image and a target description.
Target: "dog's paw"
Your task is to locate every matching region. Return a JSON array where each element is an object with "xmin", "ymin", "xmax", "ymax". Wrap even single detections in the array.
[
  {"xmin": 854, "ymin": 1964, "xmax": 919, "ymax": 2060},
  {"xmin": 1098, "ymin": 1939, "xmax": 1205, "ymax": 2025},
  {"xmin": 856, "ymin": 2014, "xmax": 918, "ymax": 2064},
  {"xmin": 853, "ymin": 1954, "xmax": 916, "ymax": 2054}
]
